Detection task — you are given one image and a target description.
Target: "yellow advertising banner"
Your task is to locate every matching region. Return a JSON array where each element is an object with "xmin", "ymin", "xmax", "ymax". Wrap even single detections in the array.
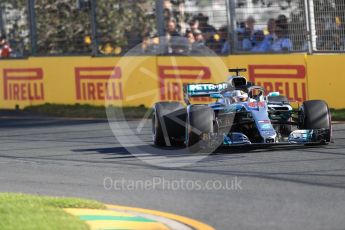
[
  {"xmin": 0, "ymin": 54, "xmax": 343, "ymax": 109},
  {"xmin": 156, "ymin": 56, "xmax": 228, "ymax": 104},
  {"xmin": 0, "ymin": 57, "xmax": 123, "ymax": 108},
  {"xmin": 306, "ymin": 55, "xmax": 344, "ymax": 109},
  {"xmin": 227, "ymin": 54, "xmax": 308, "ymax": 103}
]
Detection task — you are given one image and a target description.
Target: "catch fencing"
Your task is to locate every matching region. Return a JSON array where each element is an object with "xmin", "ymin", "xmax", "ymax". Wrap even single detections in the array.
[{"xmin": 0, "ymin": 0, "xmax": 344, "ymax": 57}]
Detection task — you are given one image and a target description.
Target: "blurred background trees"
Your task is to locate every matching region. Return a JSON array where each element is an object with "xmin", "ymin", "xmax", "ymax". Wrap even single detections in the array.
[
  {"xmin": 35, "ymin": 0, "xmax": 92, "ymax": 54},
  {"xmin": 0, "ymin": 0, "xmax": 30, "ymax": 56},
  {"xmin": 34, "ymin": 0, "xmax": 156, "ymax": 55},
  {"xmin": 0, "ymin": 0, "xmax": 156, "ymax": 55},
  {"xmin": 95, "ymin": 0, "xmax": 156, "ymax": 55}
]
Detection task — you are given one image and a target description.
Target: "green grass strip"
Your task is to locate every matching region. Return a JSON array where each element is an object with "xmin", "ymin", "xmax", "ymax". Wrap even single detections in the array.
[
  {"xmin": 331, "ymin": 109, "xmax": 345, "ymax": 121},
  {"xmin": 79, "ymin": 215, "xmax": 156, "ymax": 222},
  {"xmin": 0, "ymin": 193, "xmax": 105, "ymax": 230},
  {"xmin": 17, "ymin": 103, "xmax": 345, "ymax": 121},
  {"xmin": 23, "ymin": 103, "xmax": 151, "ymax": 119}
]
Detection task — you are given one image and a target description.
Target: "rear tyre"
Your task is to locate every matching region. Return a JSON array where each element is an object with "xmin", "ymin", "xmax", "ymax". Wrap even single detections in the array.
[
  {"xmin": 299, "ymin": 100, "xmax": 331, "ymax": 142},
  {"xmin": 187, "ymin": 105, "xmax": 214, "ymax": 152},
  {"xmin": 152, "ymin": 102, "xmax": 185, "ymax": 147}
]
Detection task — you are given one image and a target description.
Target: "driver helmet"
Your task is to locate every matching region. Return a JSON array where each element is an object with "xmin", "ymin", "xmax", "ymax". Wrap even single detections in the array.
[{"xmin": 232, "ymin": 90, "xmax": 248, "ymax": 102}]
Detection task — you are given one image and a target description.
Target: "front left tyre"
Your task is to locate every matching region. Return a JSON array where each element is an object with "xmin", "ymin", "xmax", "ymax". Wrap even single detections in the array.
[
  {"xmin": 186, "ymin": 105, "xmax": 214, "ymax": 152},
  {"xmin": 152, "ymin": 102, "xmax": 186, "ymax": 147}
]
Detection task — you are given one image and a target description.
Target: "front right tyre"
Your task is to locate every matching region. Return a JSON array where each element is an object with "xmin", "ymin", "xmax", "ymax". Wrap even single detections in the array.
[{"xmin": 299, "ymin": 100, "xmax": 332, "ymax": 143}]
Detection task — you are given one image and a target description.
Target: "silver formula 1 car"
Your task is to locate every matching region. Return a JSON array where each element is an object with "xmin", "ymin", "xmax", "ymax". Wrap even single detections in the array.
[{"xmin": 152, "ymin": 68, "xmax": 332, "ymax": 152}]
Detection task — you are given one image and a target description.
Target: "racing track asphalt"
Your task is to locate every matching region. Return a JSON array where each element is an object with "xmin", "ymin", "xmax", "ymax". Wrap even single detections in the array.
[{"xmin": 0, "ymin": 116, "xmax": 345, "ymax": 230}]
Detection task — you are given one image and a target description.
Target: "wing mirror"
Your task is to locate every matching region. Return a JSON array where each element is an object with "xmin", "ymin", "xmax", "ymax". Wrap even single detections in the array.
[{"xmin": 267, "ymin": 92, "xmax": 280, "ymax": 97}]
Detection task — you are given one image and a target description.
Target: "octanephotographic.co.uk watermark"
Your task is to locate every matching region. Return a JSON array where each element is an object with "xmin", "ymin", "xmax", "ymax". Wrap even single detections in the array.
[{"xmin": 103, "ymin": 176, "xmax": 243, "ymax": 192}]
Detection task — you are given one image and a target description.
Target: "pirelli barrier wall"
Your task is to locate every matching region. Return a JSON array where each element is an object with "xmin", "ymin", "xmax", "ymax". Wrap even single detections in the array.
[{"xmin": 0, "ymin": 54, "xmax": 343, "ymax": 109}]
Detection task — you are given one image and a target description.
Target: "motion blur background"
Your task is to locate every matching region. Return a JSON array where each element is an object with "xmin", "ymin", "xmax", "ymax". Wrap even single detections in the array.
[{"xmin": 1, "ymin": 0, "xmax": 345, "ymax": 57}]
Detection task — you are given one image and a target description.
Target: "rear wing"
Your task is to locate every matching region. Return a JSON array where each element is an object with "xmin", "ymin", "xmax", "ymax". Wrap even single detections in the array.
[
  {"xmin": 184, "ymin": 83, "xmax": 228, "ymax": 104},
  {"xmin": 229, "ymin": 68, "xmax": 247, "ymax": 76}
]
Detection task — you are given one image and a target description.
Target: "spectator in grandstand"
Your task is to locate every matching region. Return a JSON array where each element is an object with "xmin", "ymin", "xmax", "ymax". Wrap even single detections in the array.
[
  {"xmin": 166, "ymin": 18, "xmax": 180, "ymax": 37},
  {"xmin": 195, "ymin": 13, "xmax": 217, "ymax": 41},
  {"xmin": 185, "ymin": 29, "xmax": 195, "ymax": 51},
  {"xmin": 234, "ymin": 21, "xmax": 250, "ymax": 51},
  {"xmin": 164, "ymin": 0, "xmax": 188, "ymax": 35},
  {"xmin": 163, "ymin": 0, "xmax": 174, "ymax": 21},
  {"xmin": 235, "ymin": 17, "xmax": 257, "ymax": 52},
  {"xmin": 164, "ymin": 8, "xmax": 173, "ymax": 22},
  {"xmin": 188, "ymin": 17, "xmax": 200, "ymax": 33},
  {"xmin": 301, "ymin": 31, "xmax": 309, "ymax": 51},
  {"xmin": 323, "ymin": 30, "xmax": 345, "ymax": 51},
  {"xmin": 264, "ymin": 18, "xmax": 277, "ymax": 44},
  {"xmin": 125, "ymin": 27, "xmax": 143, "ymax": 51},
  {"xmin": 334, "ymin": 31, "xmax": 345, "ymax": 51},
  {"xmin": 170, "ymin": 36, "xmax": 190, "ymax": 54},
  {"xmin": 191, "ymin": 29, "xmax": 210, "ymax": 54},
  {"xmin": 250, "ymin": 30, "xmax": 270, "ymax": 52},
  {"xmin": 314, "ymin": 20, "xmax": 342, "ymax": 51},
  {"xmin": 0, "ymin": 36, "xmax": 12, "ymax": 58},
  {"xmin": 164, "ymin": 17, "xmax": 190, "ymax": 54},
  {"xmin": 192, "ymin": 29, "xmax": 205, "ymax": 48},
  {"xmin": 245, "ymin": 16, "xmax": 256, "ymax": 39},
  {"xmin": 315, "ymin": 21, "xmax": 328, "ymax": 50},
  {"xmin": 142, "ymin": 34, "xmax": 160, "ymax": 54},
  {"xmin": 185, "ymin": 29, "xmax": 195, "ymax": 42},
  {"xmin": 276, "ymin": 15, "xmax": 289, "ymax": 36},
  {"xmin": 219, "ymin": 26, "xmax": 231, "ymax": 54},
  {"xmin": 271, "ymin": 26, "xmax": 293, "ymax": 52},
  {"xmin": 221, "ymin": 40, "xmax": 230, "ymax": 54},
  {"xmin": 205, "ymin": 26, "xmax": 229, "ymax": 54},
  {"xmin": 164, "ymin": 0, "xmax": 173, "ymax": 10},
  {"xmin": 237, "ymin": 28, "xmax": 252, "ymax": 51}
]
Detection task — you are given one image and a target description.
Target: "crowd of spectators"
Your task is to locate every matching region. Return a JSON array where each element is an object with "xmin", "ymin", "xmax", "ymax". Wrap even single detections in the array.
[
  {"xmin": 142, "ymin": 12, "xmax": 230, "ymax": 55},
  {"xmin": 165, "ymin": 14, "xmax": 230, "ymax": 55},
  {"xmin": 138, "ymin": 0, "xmax": 300, "ymax": 55},
  {"xmin": 315, "ymin": 17, "xmax": 345, "ymax": 51},
  {"xmin": 142, "ymin": 7, "xmax": 298, "ymax": 55},
  {"xmin": 1, "ymin": 0, "xmax": 345, "ymax": 57},
  {"xmin": 234, "ymin": 15, "xmax": 294, "ymax": 53}
]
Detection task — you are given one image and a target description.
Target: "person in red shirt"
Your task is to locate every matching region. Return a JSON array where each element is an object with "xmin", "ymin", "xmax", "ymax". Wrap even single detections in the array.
[{"xmin": 0, "ymin": 36, "xmax": 12, "ymax": 58}]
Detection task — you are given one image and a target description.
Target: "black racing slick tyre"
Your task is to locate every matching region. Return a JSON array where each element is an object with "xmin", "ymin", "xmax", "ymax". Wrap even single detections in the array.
[
  {"xmin": 300, "ymin": 100, "xmax": 332, "ymax": 142},
  {"xmin": 187, "ymin": 105, "xmax": 214, "ymax": 152},
  {"xmin": 152, "ymin": 102, "xmax": 186, "ymax": 147}
]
